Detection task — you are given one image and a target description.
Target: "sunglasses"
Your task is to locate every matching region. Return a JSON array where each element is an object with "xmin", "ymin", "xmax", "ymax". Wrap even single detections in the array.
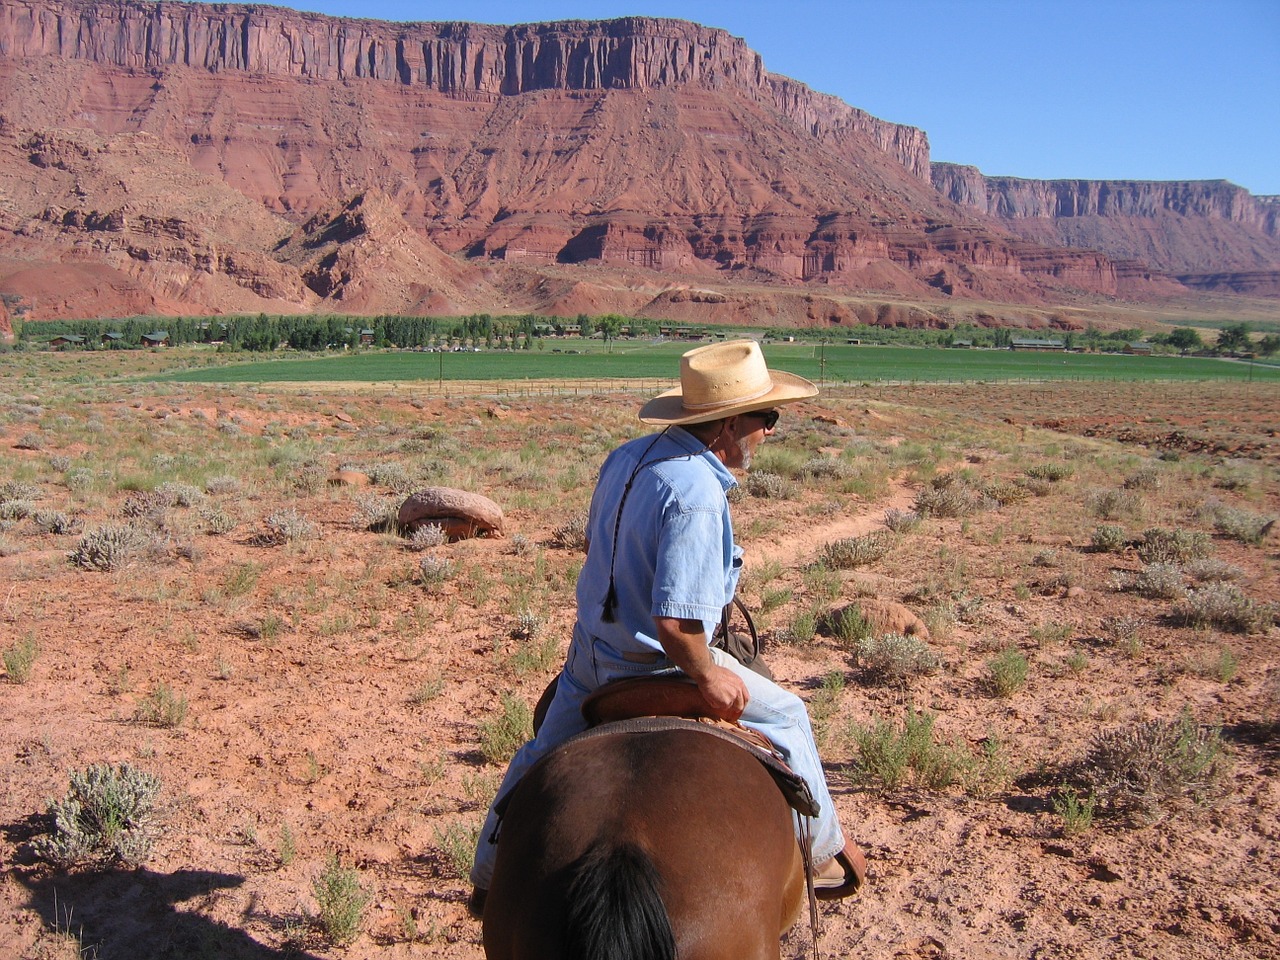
[{"xmin": 748, "ymin": 409, "xmax": 780, "ymax": 430}]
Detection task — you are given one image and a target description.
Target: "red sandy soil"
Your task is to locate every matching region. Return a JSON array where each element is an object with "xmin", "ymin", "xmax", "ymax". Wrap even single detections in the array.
[{"xmin": 0, "ymin": 378, "xmax": 1277, "ymax": 960}]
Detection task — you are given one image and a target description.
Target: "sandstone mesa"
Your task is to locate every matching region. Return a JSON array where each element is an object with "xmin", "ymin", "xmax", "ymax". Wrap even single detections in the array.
[{"xmin": 0, "ymin": 0, "xmax": 1275, "ymax": 328}]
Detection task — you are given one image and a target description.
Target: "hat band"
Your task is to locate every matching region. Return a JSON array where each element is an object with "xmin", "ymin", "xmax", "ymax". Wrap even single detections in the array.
[{"xmin": 680, "ymin": 380, "xmax": 773, "ymax": 411}]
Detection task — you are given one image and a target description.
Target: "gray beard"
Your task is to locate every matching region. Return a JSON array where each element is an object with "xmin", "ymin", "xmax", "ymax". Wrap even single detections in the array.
[{"xmin": 737, "ymin": 436, "xmax": 753, "ymax": 471}]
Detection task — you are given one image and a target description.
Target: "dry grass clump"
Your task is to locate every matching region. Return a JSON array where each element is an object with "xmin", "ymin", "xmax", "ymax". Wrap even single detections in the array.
[
  {"xmin": 1085, "ymin": 487, "xmax": 1145, "ymax": 521},
  {"xmin": 1180, "ymin": 582, "xmax": 1273, "ymax": 633},
  {"xmin": 746, "ymin": 471, "xmax": 799, "ymax": 500},
  {"xmin": 982, "ymin": 478, "xmax": 1031, "ymax": 506},
  {"xmin": 883, "ymin": 508, "xmax": 922, "ymax": 533},
  {"xmin": 1078, "ymin": 712, "xmax": 1229, "ymax": 823},
  {"xmin": 258, "ymin": 508, "xmax": 318, "ymax": 545},
  {"xmin": 914, "ymin": 473, "xmax": 986, "ymax": 518},
  {"xmin": 820, "ymin": 530, "xmax": 894, "ymax": 569},
  {"xmin": 552, "ymin": 514, "xmax": 588, "ymax": 550},
  {"xmin": 800, "ymin": 457, "xmax": 852, "ymax": 480},
  {"xmin": 3, "ymin": 635, "xmax": 39, "ymax": 683},
  {"xmin": 854, "ymin": 632, "xmax": 940, "ymax": 685},
  {"xmin": 68, "ymin": 524, "xmax": 146, "ymax": 571},
  {"xmin": 1024, "ymin": 463, "xmax": 1074, "ymax": 483}
]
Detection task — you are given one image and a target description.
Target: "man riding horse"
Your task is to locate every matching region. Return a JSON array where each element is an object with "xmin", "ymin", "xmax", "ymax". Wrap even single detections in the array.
[{"xmin": 469, "ymin": 339, "xmax": 865, "ymax": 916}]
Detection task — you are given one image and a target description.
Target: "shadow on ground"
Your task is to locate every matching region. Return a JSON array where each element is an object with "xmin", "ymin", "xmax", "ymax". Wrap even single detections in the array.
[{"xmin": 3, "ymin": 814, "xmax": 318, "ymax": 960}]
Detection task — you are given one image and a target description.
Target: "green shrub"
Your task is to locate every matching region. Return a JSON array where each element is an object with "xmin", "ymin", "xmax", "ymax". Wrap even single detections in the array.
[
  {"xmin": 312, "ymin": 854, "xmax": 369, "ymax": 946},
  {"xmin": 433, "ymin": 820, "xmax": 481, "ymax": 877},
  {"xmin": 31, "ymin": 763, "xmax": 161, "ymax": 867},
  {"xmin": 3, "ymin": 635, "xmax": 39, "ymax": 683},
  {"xmin": 31, "ymin": 509, "xmax": 76, "ymax": 534},
  {"xmin": 1090, "ymin": 524, "xmax": 1127, "ymax": 553},
  {"xmin": 1052, "ymin": 784, "xmax": 1097, "ymax": 836},
  {"xmin": 418, "ymin": 556, "xmax": 456, "ymax": 592},
  {"xmin": 1209, "ymin": 504, "xmax": 1275, "ymax": 545},
  {"xmin": 848, "ymin": 707, "xmax": 965, "ymax": 792},
  {"xmin": 351, "ymin": 494, "xmax": 400, "ymax": 533},
  {"xmin": 1128, "ymin": 562, "xmax": 1186, "ymax": 600},
  {"xmin": 405, "ymin": 522, "xmax": 448, "ymax": 549},
  {"xmin": 478, "ymin": 693, "xmax": 532, "ymax": 763},
  {"xmin": 1025, "ymin": 463, "xmax": 1074, "ymax": 483},
  {"xmin": 1138, "ymin": 527, "xmax": 1210, "ymax": 564},
  {"xmin": 136, "ymin": 683, "xmax": 189, "ymax": 728},
  {"xmin": 777, "ymin": 605, "xmax": 819, "ymax": 645},
  {"xmin": 986, "ymin": 648, "xmax": 1029, "ymax": 697},
  {"xmin": 821, "ymin": 605, "xmax": 873, "ymax": 647},
  {"xmin": 1183, "ymin": 557, "xmax": 1243, "ymax": 583}
]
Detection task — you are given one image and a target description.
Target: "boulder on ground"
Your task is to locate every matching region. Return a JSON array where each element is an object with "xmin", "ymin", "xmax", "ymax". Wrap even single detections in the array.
[
  {"xmin": 329, "ymin": 469, "xmax": 370, "ymax": 487},
  {"xmin": 398, "ymin": 487, "xmax": 504, "ymax": 540},
  {"xmin": 843, "ymin": 598, "xmax": 930, "ymax": 639}
]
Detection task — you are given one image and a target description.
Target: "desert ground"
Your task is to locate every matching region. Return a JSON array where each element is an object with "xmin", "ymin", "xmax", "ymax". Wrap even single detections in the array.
[{"xmin": 1, "ymin": 352, "xmax": 1278, "ymax": 960}]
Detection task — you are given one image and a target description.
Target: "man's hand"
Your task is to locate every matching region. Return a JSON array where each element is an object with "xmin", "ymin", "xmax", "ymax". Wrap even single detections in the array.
[
  {"xmin": 694, "ymin": 664, "xmax": 749, "ymax": 721},
  {"xmin": 654, "ymin": 615, "xmax": 751, "ymax": 721}
]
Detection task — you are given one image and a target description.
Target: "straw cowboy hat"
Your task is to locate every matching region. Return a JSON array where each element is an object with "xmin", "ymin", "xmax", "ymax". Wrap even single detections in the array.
[{"xmin": 639, "ymin": 339, "xmax": 818, "ymax": 425}]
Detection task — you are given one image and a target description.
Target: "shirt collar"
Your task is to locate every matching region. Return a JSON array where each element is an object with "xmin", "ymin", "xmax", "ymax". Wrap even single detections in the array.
[{"xmin": 665, "ymin": 425, "xmax": 738, "ymax": 493}]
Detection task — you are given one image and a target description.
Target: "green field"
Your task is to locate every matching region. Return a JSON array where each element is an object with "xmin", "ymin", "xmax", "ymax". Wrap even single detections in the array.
[{"xmin": 151, "ymin": 342, "xmax": 1280, "ymax": 385}]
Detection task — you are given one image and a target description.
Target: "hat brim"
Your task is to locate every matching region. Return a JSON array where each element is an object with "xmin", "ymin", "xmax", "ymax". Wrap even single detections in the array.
[{"xmin": 638, "ymin": 371, "xmax": 818, "ymax": 425}]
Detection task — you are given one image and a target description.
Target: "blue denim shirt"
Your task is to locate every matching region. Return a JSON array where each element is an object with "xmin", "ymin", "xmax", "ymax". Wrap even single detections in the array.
[{"xmin": 574, "ymin": 426, "xmax": 742, "ymax": 658}]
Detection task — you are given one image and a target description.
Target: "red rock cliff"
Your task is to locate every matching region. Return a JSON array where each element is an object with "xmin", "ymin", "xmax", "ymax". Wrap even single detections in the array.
[
  {"xmin": 0, "ymin": 0, "xmax": 931, "ymax": 178},
  {"xmin": 932, "ymin": 162, "xmax": 1280, "ymax": 278}
]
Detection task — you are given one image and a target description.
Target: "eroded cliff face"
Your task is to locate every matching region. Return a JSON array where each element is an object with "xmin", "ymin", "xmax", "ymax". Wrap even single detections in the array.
[
  {"xmin": 0, "ymin": 0, "xmax": 931, "ymax": 178},
  {"xmin": 932, "ymin": 163, "xmax": 1280, "ymax": 281}
]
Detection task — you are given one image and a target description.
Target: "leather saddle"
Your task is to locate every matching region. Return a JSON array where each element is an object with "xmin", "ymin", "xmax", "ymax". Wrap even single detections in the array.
[{"xmin": 573, "ymin": 676, "xmax": 819, "ymax": 818}]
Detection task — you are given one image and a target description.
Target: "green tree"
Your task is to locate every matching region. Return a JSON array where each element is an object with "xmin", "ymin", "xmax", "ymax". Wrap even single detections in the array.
[
  {"xmin": 1215, "ymin": 322, "xmax": 1251, "ymax": 355},
  {"xmin": 1166, "ymin": 327, "xmax": 1204, "ymax": 356}
]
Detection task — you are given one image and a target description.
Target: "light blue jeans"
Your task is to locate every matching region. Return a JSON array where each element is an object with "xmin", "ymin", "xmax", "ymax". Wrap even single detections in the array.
[{"xmin": 470, "ymin": 630, "xmax": 845, "ymax": 888}]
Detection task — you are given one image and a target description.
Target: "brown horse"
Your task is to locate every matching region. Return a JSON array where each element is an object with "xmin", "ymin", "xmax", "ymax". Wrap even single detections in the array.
[{"xmin": 482, "ymin": 725, "xmax": 806, "ymax": 960}]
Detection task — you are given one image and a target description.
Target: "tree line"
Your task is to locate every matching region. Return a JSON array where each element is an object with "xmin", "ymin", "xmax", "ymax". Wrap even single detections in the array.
[{"xmin": 9, "ymin": 312, "xmax": 1278, "ymax": 357}]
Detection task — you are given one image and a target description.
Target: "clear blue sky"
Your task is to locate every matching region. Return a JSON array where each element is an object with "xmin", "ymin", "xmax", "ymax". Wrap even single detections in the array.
[{"xmin": 274, "ymin": 0, "xmax": 1279, "ymax": 195}]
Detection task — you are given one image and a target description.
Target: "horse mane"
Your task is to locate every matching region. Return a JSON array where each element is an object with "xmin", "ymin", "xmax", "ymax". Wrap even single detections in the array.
[{"xmin": 564, "ymin": 842, "xmax": 676, "ymax": 960}]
